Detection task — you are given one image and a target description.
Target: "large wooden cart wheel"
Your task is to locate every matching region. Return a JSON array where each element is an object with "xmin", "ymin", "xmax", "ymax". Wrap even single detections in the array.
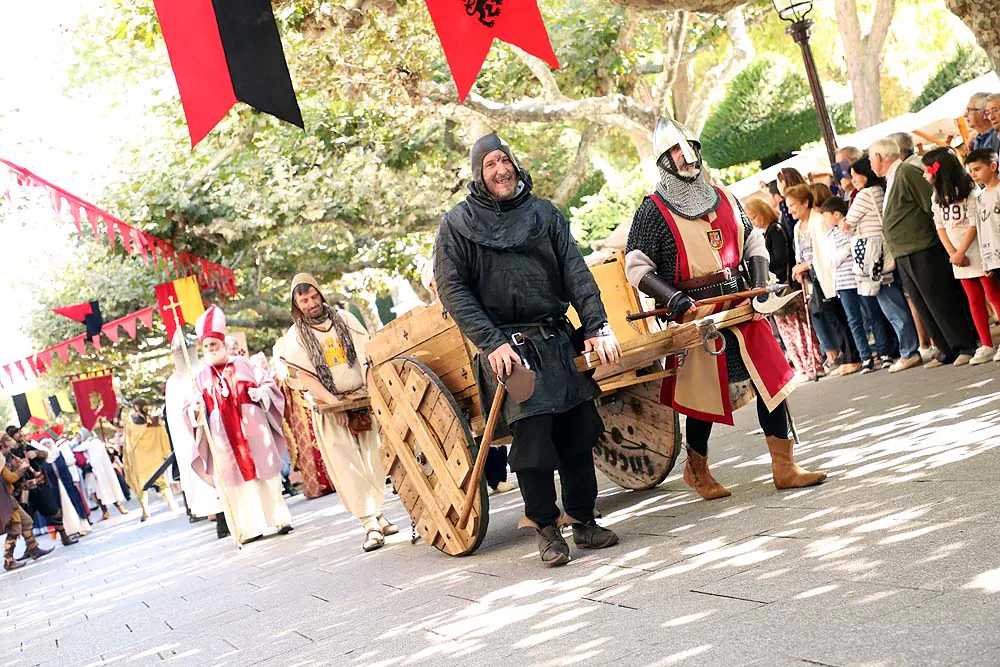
[
  {"xmin": 593, "ymin": 379, "xmax": 682, "ymax": 490},
  {"xmin": 367, "ymin": 356, "xmax": 489, "ymax": 556}
]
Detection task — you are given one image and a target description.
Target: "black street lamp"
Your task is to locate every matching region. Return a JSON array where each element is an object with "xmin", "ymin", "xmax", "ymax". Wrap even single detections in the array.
[{"xmin": 772, "ymin": 0, "xmax": 839, "ymax": 165}]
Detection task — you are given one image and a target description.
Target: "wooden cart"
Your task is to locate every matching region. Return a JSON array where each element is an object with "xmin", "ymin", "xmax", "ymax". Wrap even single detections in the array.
[{"xmin": 365, "ymin": 251, "xmax": 754, "ymax": 556}]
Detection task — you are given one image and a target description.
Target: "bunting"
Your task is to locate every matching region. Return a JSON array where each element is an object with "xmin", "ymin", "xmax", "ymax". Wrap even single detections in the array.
[
  {"xmin": 0, "ymin": 306, "xmax": 157, "ymax": 389},
  {"xmin": 0, "ymin": 158, "xmax": 238, "ymax": 296}
]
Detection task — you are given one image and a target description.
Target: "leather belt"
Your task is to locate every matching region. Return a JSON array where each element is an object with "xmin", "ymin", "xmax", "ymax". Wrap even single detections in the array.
[
  {"xmin": 685, "ymin": 276, "xmax": 744, "ymax": 301},
  {"xmin": 676, "ymin": 267, "xmax": 737, "ymax": 291}
]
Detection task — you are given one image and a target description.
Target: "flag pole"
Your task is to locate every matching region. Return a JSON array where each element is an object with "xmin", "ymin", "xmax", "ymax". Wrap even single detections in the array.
[{"xmin": 165, "ymin": 298, "xmax": 244, "ymax": 548}]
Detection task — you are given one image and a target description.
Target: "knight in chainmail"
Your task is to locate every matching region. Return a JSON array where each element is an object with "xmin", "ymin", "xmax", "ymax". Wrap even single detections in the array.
[
  {"xmin": 277, "ymin": 273, "xmax": 396, "ymax": 552},
  {"xmin": 624, "ymin": 118, "xmax": 827, "ymax": 500}
]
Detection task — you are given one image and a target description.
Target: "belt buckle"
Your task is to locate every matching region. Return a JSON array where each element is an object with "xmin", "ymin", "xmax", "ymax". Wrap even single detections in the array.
[{"xmin": 511, "ymin": 332, "xmax": 526, "ymax": 347}]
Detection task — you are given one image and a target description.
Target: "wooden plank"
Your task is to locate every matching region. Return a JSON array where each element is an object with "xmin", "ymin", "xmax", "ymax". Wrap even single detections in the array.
[
  {"xmin": 438, "ymin": 364, "xmax": 476, "ymax": 396},
  {"xmin": 598, "ymin": 368, "xmax": 675, "ymax": 393},
  {"xmin": 366, "ymin": 302, "xmax": 459, "ymax": 367},
  {"xmin": 378, "ymin": 363, "xmax": 470, "ymax": 523},
  {"xmin": 566, "ymin": 251, "xmax": 650, "ymax": 343},
  {"xmin": 369, "ymin": 368, "xmax": 467, "ymax": 553},
  {"xmin": 313, "ymin": 393, "xmax": 371, "ymax": 413}
]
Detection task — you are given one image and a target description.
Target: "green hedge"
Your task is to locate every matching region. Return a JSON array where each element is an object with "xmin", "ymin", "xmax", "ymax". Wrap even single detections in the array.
[
  {"xmin": 701, "ymin": 56, "xmax": 855, "ymax": 169},
  {"xmin": 910, "ymin": 45, "xmax": 992, "ymax": 112}
]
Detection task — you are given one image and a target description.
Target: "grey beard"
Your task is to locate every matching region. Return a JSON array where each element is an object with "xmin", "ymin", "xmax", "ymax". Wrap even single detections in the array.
[{"xmin": 654, "ymin": 169, "xmax": 721, "ymax": 219}]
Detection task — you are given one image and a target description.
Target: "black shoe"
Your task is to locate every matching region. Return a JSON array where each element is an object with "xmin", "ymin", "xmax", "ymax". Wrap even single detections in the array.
[
  {"xmin": 29, "ymin": 545, "xmax": 54, "ymax": 560},
  {"xmin": 277, "ymin": 525, "xmax": 294, "ymax": 535},
  {"xmin": 536, "ymin": 524, "xmax": 570, "ymax": 566},
  {"xmin": 571, "ymin": 520, "xmax": 619, "ymax": 549},
  {"xmin": 860, "ymin": 359, "xmax": 875, "ymax": 374},
  {"xmin": 216, "ymin": 516, "xmax": 231, "ymax": 540}
]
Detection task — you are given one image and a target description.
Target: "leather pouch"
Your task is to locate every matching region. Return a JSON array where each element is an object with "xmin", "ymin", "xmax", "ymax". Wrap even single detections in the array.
[
  {"xmin": 502, "ymin": 363, "xmax": 537, "ymax": 404},
  {"xmin": 347, "ymin": 408, "xmax": 373, "ymax": 435}
]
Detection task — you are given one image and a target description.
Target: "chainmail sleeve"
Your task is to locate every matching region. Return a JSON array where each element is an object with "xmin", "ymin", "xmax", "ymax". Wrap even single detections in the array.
[{"xmin": 625, "ymin": 197, "xmax": 678, "ymax": 283}]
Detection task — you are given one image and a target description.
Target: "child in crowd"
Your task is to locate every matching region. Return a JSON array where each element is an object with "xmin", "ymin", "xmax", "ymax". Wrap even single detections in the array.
[
  {"xmin": 923, "ymin": 148, "xmax": 1000, "ymax": 365},
  {"xmin": 967, "ymin": 148, "xmax": 1000, "ymax": 274},
  {"xmin": 820, "ymin": 197, "xmax": 895, "ymax": 373}
]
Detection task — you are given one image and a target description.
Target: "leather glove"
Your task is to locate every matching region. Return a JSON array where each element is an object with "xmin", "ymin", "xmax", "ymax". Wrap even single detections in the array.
[
  {"xmin": 747, "ymin": 256, "xmax": 770, "ymax": 302},
  {"xmin": 638, "ymin": 271, "xmax": 694, "ymax": 320}
]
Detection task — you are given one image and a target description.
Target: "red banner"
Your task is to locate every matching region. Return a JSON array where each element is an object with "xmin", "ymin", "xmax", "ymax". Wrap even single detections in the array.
[
  {"xmin": 424, "ymin": 0, "xmax": 559, "ymax": 102},
  {"xmin": 71, "ymin": 370, "xmax": 117, "ymax": 431},
  {"xmin": 0, "ymin": 158, "xmax": 238, "ymax": 297}
]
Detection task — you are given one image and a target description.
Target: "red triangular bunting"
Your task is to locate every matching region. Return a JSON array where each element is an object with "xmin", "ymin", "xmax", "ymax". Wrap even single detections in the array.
[
  {"xmin": 53, "ymin": 343, "xmax": 70, "ymax": 363},
  {"xmin": 90, "ymin": 335, "xmax": 102, "ymax": 352},
  {"xmin": 121, "ymin": 316, "xmax": 138, "ymax": 340},
  {"xmin": 68, "ymin": 336, "xmax": 87, "ymax": 356},
  {"xmin": 39, "ymin": 349, "xmax": 53, "ymax": 369},
  {"xmin": 105, "ymin": 217, "xmax": 117, "ymax": 249},
  {"xmin": 103, "ymin": 323, "xmax": 120, "ymax": 344},
  {"xmin": 138, "ymin": 307, "xmax": 155, "ymax": 330}
]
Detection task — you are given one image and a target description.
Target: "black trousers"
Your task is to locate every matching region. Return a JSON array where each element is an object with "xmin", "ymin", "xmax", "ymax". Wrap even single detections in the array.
[
  {"xmin": 687, "ymin": 396, "xmax": 789, "ymax": 457},
  {"xmin": 896, "ymin": 245, "xmax": 977, "ymax": 361},
  {"xmin": 484, "ymin": 446, "xmax": 509, "ymax": 489},
  {"xmin": 510, "ymin": 402, "xmax": 603, "ymax": 528}
]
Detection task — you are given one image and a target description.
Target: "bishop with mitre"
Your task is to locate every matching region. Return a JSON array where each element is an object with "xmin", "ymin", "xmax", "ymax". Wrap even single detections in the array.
[{"xmin": 187, "ymin": 305, "xmax": 293, "ymax": 542}]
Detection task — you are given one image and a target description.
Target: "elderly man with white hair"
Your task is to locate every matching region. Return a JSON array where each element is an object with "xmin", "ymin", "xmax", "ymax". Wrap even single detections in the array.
[
  {"xmin": 967, "ymin": 92, "xmax": 999, "ymax": 153},
  {"xmin": 869, "ymin": 137, "xmax": 977, "ymax": 367}
]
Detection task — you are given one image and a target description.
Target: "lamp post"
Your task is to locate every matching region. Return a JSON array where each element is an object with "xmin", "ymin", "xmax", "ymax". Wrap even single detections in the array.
[{"xmin": 772, "ymin": 0, "xmax": 838, "ymax": 165}]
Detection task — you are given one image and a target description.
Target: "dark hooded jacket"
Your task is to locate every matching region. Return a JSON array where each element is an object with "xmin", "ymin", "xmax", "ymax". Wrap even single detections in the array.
[{"xmin": 434, "ymin": 156, "xmax": 609, "ymax": 469}]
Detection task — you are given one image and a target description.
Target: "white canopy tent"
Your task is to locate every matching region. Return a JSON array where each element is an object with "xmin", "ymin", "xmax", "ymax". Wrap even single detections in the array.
[{"xmin": 728, "ymin": 71, "xmax": 1000, "ymax": 199}]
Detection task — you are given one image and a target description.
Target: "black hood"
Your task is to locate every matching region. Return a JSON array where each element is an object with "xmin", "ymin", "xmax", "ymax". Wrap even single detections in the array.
[
  {"xmin": 470, "ymin": 133, "xmax": 526, "ymax": 190},
  {"xmin": 445, "ymin": 168, "xmax": 548, "ymax": 250}
]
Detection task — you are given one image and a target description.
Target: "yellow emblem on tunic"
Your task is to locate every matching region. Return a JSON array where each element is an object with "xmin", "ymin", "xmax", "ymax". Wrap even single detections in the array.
[
  {"xmin": 706, "ymin": 229, "xmax": 724, "ymax": 250},
  {"xmin": 323, "ymin": 338, "xmax": 347, "ymax": 367}
]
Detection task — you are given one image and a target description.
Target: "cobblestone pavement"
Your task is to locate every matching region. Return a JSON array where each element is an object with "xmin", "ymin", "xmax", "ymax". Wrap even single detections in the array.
[{"xmin": 2, "ymin": 364, "xmax": 999, "ymax": 666}]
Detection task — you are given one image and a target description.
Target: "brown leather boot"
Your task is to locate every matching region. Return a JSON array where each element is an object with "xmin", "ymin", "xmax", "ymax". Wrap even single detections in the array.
[
  {"xmin": 58, "ymin": 529, "xmax": 79, "ymax": 546},
  {"xmin": 4, "ymin": 536, "xmax": 24, "ymax": 571},
  {"xmin": 682, "ymin": 446, "xmax": 731, "ymax": 500},
  {"xmin": 766, "ymin": 436, "xmax": 827, "ymax": 489}
]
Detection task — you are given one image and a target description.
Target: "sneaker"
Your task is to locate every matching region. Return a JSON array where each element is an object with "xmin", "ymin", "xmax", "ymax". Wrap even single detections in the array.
[
  {"xmin": 970, "ymin": 346, "xmax": 995, "ymax": 366},
  {"xmin": 889, "ymin": 355, "xmax": 922, "ymax": 373},
  {"xmin": 860, "ymin": 359, "xmax": 875, "ymax": 374},
  {"xmin": 571, "ymin": 521, "xmax": 620, "ymax": 550},
  {"xmin": 879, "ymin": 355, "xmax": 894, "ymax": 369},
  {"xmin": 953, "ymin": 353, "xmax": 974, "ymax": 367},
  {"xmin": 919, "ymin": 346, "xmax": 940, "ymax": 363},
  {"xmin": 536, "ymin": 524, "xmax": 571, "ymax": 566}
]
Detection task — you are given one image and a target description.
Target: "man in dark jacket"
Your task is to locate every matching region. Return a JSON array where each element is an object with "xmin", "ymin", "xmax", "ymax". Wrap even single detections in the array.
[
  {"xmin": 869, "ymin": 137, "xmax": 976, "ymax": 366},
  {"xmin": 434, "ymin": 134, "xmax": 622, "ymax": 566}
]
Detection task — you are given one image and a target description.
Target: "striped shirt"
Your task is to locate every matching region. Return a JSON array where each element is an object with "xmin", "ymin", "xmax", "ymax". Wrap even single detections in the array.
[
  {"xmin": 845, "ymin": 186, "xmax": 885, "ymax": 238},
  {"xmin": 824, "ymin": 226, "xmax": 857, "ymax": 291}
]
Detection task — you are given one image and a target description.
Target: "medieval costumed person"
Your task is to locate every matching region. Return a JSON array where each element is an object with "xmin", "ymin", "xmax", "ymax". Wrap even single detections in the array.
[
  {"xmin": 277, "ymin": 274, "xmax": 392, "ymax": 552},
  {"xmin": 189, "ymin": 305, "xmax": 293, "ymax": 542},
  {"xmin": 54, "ymin": 437, "xmax": 91, "ymax": 530},
  {"xmin": 624, "ymin": 119, "xmax": 827, "ymax": 499},
  {"xmin": 80, "ymin": 430, "xmax": 129, "ymax": 520},
  {"xmin": 164, "ymin": 333, "xmax": 226, "ymax": 534},
  {"xmin": 434, "ymin": 134, "xmax": 622, "ymax": 567},
  {"xmin": 123, "ymin": 399, "xmax": 177, "ymax": 522},
  {"xmin": 38, "ymin": 438, "xmax": 90, "ymax": 538},
  {"xmin": 5, "ymin": 426, "xmax": 77, "ymax": 546},
  {"xmin": 2, "ymin": 433, "xmax": 52, "ymax": 570}
]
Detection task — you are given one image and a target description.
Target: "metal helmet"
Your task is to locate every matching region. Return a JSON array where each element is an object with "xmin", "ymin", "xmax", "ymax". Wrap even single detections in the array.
[{"xmin": 653, "ymin": 117, "xmax": 701, "ymax": 168}]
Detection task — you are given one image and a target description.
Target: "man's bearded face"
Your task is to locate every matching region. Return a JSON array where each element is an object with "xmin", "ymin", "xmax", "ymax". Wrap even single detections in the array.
[
  {"xmin": 669, "ymin": 144, "xmax": 700, "ymax": 179},
  {"xmin": 294, "ymin": 287, "xmax": 325, "ymax": 320},
  {"xmin": 482, "ymin": 149, "xmax": 518, "ymax": 201},
  {"xmin": 202, "ymin": 338, "xmax": 228, "ymax": 367}
]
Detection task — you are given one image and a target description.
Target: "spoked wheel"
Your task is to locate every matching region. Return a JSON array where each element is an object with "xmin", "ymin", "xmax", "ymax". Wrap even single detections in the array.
[
  {"xmin": 368, "ymin": 355, "xmax": 489, "ymax": 556},
  {"xmin": 593, "ymin": 380, "xmax": 682, "ymax": 490}
]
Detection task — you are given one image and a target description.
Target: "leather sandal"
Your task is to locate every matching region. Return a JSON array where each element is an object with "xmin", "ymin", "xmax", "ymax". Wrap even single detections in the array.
[
  {"xmin": 363, "ymin": 528, "xmax": 385, "ymax": 552},
  {"xmin": 377, "ymin": 516, "xmax": 398, "ymax": 536}
]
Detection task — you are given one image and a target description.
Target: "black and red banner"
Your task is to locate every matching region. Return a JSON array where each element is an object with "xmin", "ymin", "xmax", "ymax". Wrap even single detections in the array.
[
  {"xmin": 153, "ymin": 0, "xmax": 304, "ymax": 146},
  {"xmin": 424, "ymin": 0, "xmax": 559, "ymax": 102}
]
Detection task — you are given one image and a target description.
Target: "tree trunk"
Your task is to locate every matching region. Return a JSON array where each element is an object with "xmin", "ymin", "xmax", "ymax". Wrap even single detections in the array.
[
  {"xmin": 945, "ymin": 0, "xmax": 1000, "ymax": 73},
  {"xmin": 833, "ymin": 0, "xmax": 895, "ymax": 130}
]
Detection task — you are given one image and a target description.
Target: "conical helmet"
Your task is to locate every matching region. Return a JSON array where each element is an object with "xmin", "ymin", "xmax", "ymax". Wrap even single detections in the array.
[{"xmin": 653, "ymin": 117, "xmax": 700, "ymax": 165}]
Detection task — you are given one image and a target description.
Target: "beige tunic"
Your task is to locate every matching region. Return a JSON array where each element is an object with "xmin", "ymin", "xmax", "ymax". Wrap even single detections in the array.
[{"xmin": 279, "ymin": 311, "xmax": 385, "ymax": 522}]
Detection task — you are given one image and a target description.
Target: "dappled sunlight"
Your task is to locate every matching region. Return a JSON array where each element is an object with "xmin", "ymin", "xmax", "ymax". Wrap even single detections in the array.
[{"xmin": 964, "ymin": 567, "xmax": 1000, "ymax": 593}]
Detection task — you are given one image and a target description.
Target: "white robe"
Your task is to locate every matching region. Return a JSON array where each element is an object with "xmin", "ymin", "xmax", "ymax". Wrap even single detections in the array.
[
  {"xmin": 165, "ymin": 369, "xmax": 223, "ymax": 518},
  {"xmin": 85, "ymin": 437, "xmax": 126, "ymax": 506}
]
